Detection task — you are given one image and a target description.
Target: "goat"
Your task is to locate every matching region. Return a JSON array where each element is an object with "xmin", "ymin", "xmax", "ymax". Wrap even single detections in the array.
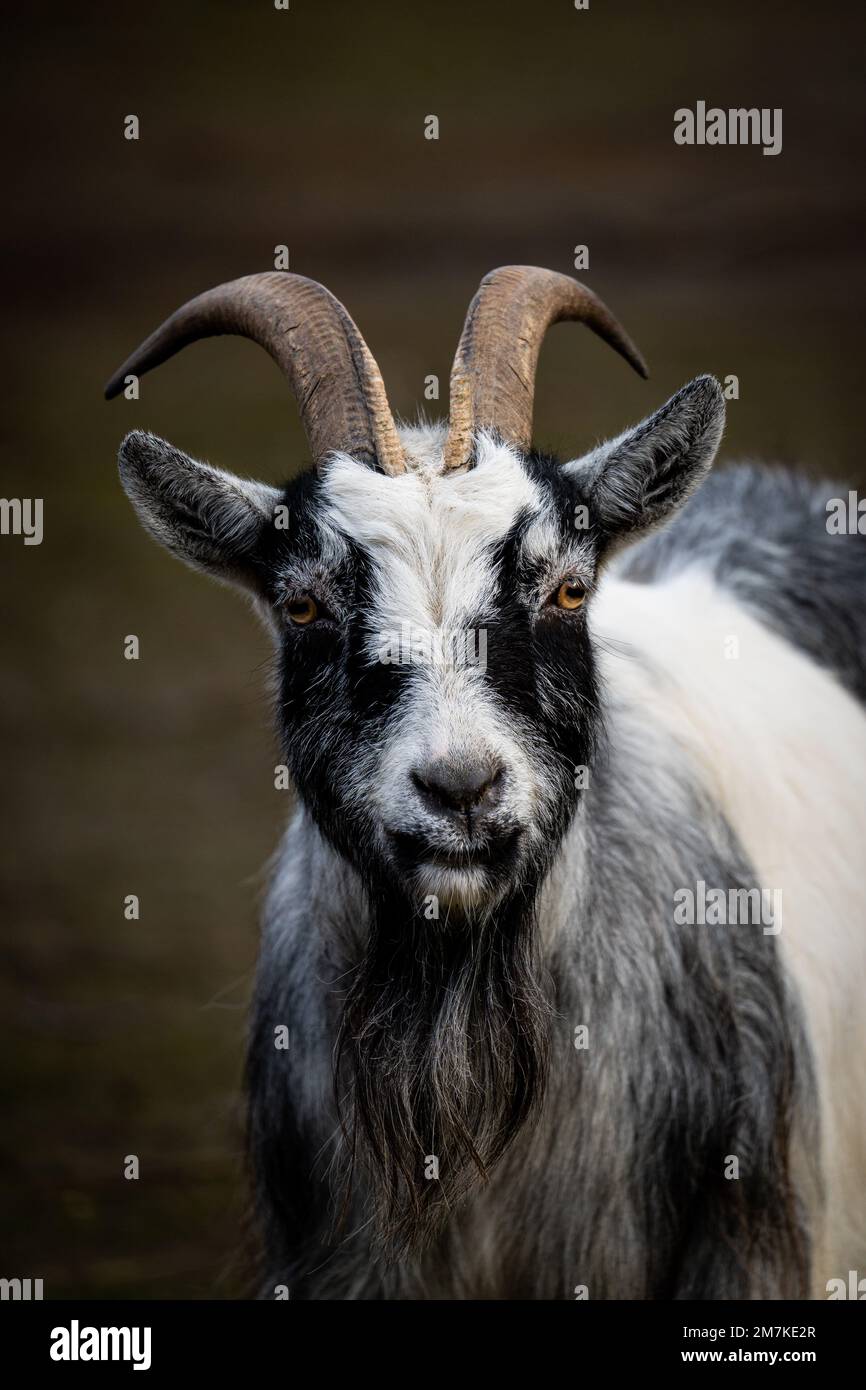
[{"xmin": 106, "ymin": 266, "xmax": 866, "ymax": 1299}]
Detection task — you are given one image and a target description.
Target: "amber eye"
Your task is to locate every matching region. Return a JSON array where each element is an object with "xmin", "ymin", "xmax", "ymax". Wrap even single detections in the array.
[
  {"xmin": 286, "ymin": 594, "xmax": 318, "ymax": 626},
  {"xmin": 555, "ymin": 578, "xmax": 586, "ymax": 611}
]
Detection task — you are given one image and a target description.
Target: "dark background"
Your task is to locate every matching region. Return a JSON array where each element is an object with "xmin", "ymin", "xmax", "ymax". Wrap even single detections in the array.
[{"xmin": 1, "ymin": 0, "xmax": 864, "ymax": 1297}]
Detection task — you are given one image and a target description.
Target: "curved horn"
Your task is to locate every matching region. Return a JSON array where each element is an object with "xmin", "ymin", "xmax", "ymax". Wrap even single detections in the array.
[
  {"xmin": 444, "ymin": 265, "xmax": 648, "ymax": 471},
  {"xmin": 104, "ymin": 272, "xmax": 406, "ymax": 476}
]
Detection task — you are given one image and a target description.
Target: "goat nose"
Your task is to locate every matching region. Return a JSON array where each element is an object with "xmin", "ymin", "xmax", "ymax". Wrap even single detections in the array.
[{"xmin": 411, "ymin": 757, "xmax": 504, "ymax": 819}]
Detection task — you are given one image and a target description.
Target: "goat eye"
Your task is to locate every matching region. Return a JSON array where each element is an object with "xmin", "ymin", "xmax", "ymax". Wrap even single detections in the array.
[
  {"xmin": 555, "ymin": 578, "xmax": 586, "ymax": 611},
  {"xmin": 285, "ymin": 594, "xmax": 319, "ymax": 626}
]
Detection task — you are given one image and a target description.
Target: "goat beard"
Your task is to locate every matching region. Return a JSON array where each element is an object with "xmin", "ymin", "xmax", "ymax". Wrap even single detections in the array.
[{"xmin": 335, "ymin": 883, "xmax": 552, "ymax": 1255}]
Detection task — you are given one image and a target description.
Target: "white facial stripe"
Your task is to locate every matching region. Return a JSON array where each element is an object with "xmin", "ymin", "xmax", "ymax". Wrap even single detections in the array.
[
  {"xmin": 319, "ymin": 437, "xmax": 565, "ymax": 894},
  {"xmin": 320, "ymin": 435, "xmax": 546, "ymax": 662}
]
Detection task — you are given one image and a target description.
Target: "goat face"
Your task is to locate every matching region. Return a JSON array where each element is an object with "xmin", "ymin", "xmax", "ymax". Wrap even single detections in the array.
[
  {"xmin": 118, "ymin": 365, "xmax": 725, "ymax": 922},
  {"xmin": 269, "ymin": 433, "xmax": 601, "ymax": 916}
]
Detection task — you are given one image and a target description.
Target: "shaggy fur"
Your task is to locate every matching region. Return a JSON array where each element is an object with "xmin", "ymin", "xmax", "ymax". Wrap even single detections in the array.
[{"xmin": 117, "ymin": 367, "xmax": 866, "ymax": 1300}]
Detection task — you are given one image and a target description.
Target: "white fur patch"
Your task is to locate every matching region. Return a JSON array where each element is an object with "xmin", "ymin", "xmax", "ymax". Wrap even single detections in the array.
[
  {"xmin": 320, "ymin": 433, "xmax": 542, "ymax": 672},
  {"xmin": 318, "ymin": 435, "xmax": 552, "ymax": 907},
  {"xmin": 592, "ymin": 568, "xmax": 866, "ymax": 1293}
]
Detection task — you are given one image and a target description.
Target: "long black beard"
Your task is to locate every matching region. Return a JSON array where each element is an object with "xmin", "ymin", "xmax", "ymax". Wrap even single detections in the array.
[{"xmin": 334, "ymin": 880, "xmax": 552, "ymax": 1255}]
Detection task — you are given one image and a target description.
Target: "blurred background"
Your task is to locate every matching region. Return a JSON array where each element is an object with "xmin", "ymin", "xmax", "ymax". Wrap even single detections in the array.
[{"xmin": 1, "ymin": 0, "xmax": 864, "ymax": 1297}]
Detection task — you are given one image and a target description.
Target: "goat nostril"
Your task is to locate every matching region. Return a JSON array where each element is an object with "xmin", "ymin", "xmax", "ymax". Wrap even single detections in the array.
[
  {"xmin": 471, "ymin": 769, "xmax": 503, "ymax": 807},
  {"xmin": 411, "ymin": 759, "xmax": 505, "ymax": 817}
]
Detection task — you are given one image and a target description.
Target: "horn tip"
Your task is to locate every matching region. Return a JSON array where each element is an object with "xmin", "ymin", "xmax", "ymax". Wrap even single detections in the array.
[
  {"xmin": 104, "ymin": 370, "xmax": 124, "ymax": 400},
  {"xmin": 624, "ymin": 342, "xmax": 650, "ymax": 380}
]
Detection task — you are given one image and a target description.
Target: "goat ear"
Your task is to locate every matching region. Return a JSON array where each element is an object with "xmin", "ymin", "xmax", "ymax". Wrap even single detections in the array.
[
  {"xmin": 118, "ymin": 430, "xmax": 282, "ymax": 593},
  {"xmin": 563, "ymin": 375, "xmax": 725, "ymax": 555}
]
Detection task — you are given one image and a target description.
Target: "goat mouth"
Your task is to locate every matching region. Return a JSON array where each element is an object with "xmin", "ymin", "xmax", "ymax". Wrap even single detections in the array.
[{"xmin": 388, "ymin": 828, "xmax": 523, "ymax": 871}]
